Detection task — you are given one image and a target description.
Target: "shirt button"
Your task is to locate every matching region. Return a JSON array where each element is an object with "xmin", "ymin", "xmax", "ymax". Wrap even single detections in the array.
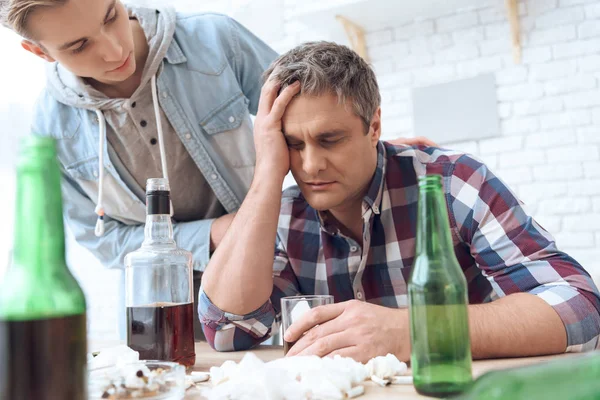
[
  {"xmin": 211, "ymin": 173, "xmax": 218, "ymax": 180},
  {"xmin": 131, "ymin": 101, "xmax": 137, "ymax": 108},
  {"xmin": 185, "ymin": 133, "xmax": 192, "ymax": 140},
  {"xmin": 93, "ymin": 170, "xmax": 98, "ymax": 178},
  {"xmin": 228, "ymin": 116, "xmax": 235, "ymax": 123},
  {"xmin": 350, "ymin": 246, "xmax": 358, "ymax": 252},
  {"xmin": 356, "ymin": 292, "xmax": 363, "ymax": 300},
  {"xmin": 140, "ymin": 120, "xmax": 147, "ymax": 127},
  {"xmin": 373, "ymin": 206, "xmax": 380, "ymax": 213},
  {"xmin": 94, "ymin": 116, "xmax": 99, "ymax": 124},
  {"xmin": 150, "ymin": 138, "xmax": 157, "ymax": 145},
  {"xmin": 162, "ymin": 91, "xmax": 168, "ymax": 99}
]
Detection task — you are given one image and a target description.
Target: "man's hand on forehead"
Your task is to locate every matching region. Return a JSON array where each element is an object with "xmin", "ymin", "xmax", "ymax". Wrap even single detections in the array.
[{"xmin": 253, "ymin": 72, "xmax": 301, "ymax": 180}]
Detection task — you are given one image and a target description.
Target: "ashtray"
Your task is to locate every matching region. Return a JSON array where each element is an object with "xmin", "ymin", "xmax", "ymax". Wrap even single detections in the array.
[{"xmin": 89, "ymin": 360, "xmax": 186, "ymax": 399}]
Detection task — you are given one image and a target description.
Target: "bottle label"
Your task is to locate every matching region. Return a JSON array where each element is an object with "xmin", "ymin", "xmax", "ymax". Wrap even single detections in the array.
[{"xmin": 147, "ymin": 190, "xmax": 170, "ymax": 215}]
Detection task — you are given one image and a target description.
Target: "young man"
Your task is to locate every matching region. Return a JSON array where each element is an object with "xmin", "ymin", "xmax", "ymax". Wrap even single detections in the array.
[
  {"xmin": 0, "ymin": 0, "xmax": 279, "ymax": 337},
  {"xmin": 0, "ymin": 0, "xmax": 429, "ymax": 338},
  {"xmin": 199, "ymin": 42, "xmax": 600, "ymax": 362}
]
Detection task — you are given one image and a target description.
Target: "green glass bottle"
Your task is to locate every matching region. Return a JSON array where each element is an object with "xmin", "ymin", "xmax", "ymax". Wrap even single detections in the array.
[
  {"xmin": 0, "ymin": 136, "xmax": 87, "ymax": 400},
  {"xmin": 408, "ymin": 174, "xmax": 472, "ymax": 398},
  {"xmin": 457, "ymin": 352, "xmax": 600, "ymax": 400}
]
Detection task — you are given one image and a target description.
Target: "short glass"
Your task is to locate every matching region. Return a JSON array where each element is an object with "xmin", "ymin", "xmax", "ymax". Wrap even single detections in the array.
[{"xmin": 281, "ymin": 295, "xmax": 334, "ymax": 355}]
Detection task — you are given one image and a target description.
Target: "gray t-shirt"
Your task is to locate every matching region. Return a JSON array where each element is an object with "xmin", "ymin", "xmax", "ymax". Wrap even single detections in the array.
[{"xmin": 106, "ymin": 82, "xmax": 225, "ymax": 222}]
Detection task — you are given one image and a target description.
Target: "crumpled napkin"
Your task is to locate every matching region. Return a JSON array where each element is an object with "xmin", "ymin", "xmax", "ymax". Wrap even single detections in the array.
[
  {"xmin": 204, "ymin": 351, "xmax": 409, "ymax": 400},
  {"xmin": 88, "ymin": 345, "xmax": 140, "ymax": 371}
]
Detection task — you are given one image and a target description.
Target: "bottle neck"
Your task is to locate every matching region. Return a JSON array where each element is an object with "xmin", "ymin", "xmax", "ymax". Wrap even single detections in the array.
[
  {"xmin": 143, "ymin": 214, "xmax": 175, "ymax": 246},
  {"xmin": 12, "ymin": 144, "xmax": 67, "ymax": 274},
  {"xmin": 415, "ymin": 179, "xmax": 455, "ymax": 258}
]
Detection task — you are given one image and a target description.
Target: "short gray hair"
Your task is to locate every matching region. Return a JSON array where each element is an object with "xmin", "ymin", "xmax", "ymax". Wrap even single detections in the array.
[{"xmin": 263, "ymin": 41, "xmax": 381, "ymax": 133}]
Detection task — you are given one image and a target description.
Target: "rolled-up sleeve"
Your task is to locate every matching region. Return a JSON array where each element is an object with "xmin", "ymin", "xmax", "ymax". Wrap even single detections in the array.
[
  {"xmin": 450, "ymin": 155, "xmax": 600, "ymax": 352},
  {"xmin": 198, "ymin": 238, "xmax": 301, "ymax": 351},
  {"xmin": 198, "ymin": 288, "xmax": 277, "ymax": 352}
]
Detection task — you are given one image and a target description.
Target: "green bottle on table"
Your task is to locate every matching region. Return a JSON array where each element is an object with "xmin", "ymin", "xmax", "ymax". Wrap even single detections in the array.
[
  {"xmin": 408, "ymin": 174, "xmax": 472, "ymax": 398},
  {"xmin": 457, "ymin": 352, "xmax": 600, "ymax": 399},
  {"xmin": 0, "ymin": 136, "xmax": 87, "ymax": 400}
]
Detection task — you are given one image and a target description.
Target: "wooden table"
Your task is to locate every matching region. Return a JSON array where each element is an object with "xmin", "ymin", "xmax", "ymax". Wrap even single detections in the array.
[{"xmin": 90, "ymin": 341, "xmax": 570, "ymax": 399}]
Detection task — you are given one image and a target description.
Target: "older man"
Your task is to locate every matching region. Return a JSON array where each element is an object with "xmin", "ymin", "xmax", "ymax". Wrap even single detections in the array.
[{"xmin": 199, "ymin": 41, "xmax": 600, "ymax": 362}]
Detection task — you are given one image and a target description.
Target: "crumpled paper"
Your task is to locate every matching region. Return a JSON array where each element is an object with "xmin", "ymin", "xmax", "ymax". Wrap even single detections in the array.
[
  {"xmin": 204, "ymin": 352, "xmax": 409, "ymax": 400},
  {"xmin": 88, "ymin": 345, "xmax": 140, "ymax": 371}
]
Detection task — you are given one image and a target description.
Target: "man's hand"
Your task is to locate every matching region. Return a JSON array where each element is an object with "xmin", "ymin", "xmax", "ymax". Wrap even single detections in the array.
[
  {"xmin": 283, "ymin": 300, "xmax": 410, "ymax": 363},
  {"xmin": 389, "ymin": 136, "xmax": 438, "ymax": 147},
  {"xmin": 253, "ymin": 77, "xmax": 301, "ymax": 181},
  {"xmin": 209, "ymin": 213, "xmax": 236, "ymax": 252}
]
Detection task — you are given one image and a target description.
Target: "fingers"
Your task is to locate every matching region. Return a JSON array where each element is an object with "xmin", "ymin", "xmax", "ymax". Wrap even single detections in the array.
[
  {"xmin": 285, "ymin": 316, "xmax": 346, "ymax": 356},
  {"xmin": 290, "ymin": 330, "xmax": 355, "ymax": 358},
  {"xmin": 270, "ymin": 81, "xmax": 301, "ymax": 121},
  {"xmin": 326, "ymin": 346, "xmax": 368, "ymax": 363},
  {"xmin": 284, "ymin": 302, "xmax": 347, "ymax": 343},
  {"xmin": 414, "ymin": 136, "xmax": 439, "ymax": 147},
  {"xmin": 257, "ymin": 76, "xmax": 282, "ymax": 117},
  {"xmin": 388, "ymin": 136, "xmax": 439, "ymax": 147}
]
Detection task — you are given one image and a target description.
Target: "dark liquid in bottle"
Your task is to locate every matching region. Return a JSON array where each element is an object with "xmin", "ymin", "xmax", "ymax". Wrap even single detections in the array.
[
  {"xmin": 0, "ymin": 314, "xmax": 87, "ymax": 400},
  {"xmin": 283, "ymin": 340, "xmax": 298, "ymax": 355},
  {"xmin": 127, "ymin": 302, "xmax": 196, "ymax": 367}
]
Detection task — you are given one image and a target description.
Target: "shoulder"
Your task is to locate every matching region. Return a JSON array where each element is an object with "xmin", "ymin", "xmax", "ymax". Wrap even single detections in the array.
[
  {"xmin": 31, "ymin": 88, "xmax": 82, "ymax": 140},
  {"xmin": 384, "ymin": 141, "xmax": 490, "ymax": 183},
  {"xmin": 171, "ymin": 12, "xmax": 236, "ymax": 74},
  {"xmin": 174, "ymin": 12, "xmax": 235, "ymax": 49}
]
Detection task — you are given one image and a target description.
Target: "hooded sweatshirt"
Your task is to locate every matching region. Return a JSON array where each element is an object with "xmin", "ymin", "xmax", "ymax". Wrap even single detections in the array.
[{"xmin": 44, "ymin": 6, "xmax": 225, "ymax": 226}]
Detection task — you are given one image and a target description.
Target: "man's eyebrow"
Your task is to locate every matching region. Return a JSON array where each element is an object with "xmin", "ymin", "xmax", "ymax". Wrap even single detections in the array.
[
  {"xmin": 314, "ymin": 130, "xmax": 347, "ymax": 139},
  {"xmin": 283, "ymin": 129, "xmax": 348, "ymax": 140},
  {"xmin": 103, "ymin": 0, "xmax": 117, "ymax": 22},
  {"xmin": 59, "ymin": 37, "xmax": 86, "ymax": 51},
  {"xmin": 58, "ymin": 0, "xmax": 116, "ymax": 51}
]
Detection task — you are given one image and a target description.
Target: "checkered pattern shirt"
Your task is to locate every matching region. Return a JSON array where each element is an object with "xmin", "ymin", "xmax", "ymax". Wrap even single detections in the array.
[{"xmin": 199, "ymin": 142, "xmax": 600, "ymax": 352}]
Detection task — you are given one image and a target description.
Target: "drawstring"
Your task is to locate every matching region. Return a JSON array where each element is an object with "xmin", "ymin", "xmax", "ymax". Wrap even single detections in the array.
[
  {"xmin": 151, "ymin": 74, "xmax": 169, "ymax": 183},
  {"xmin": 94, "ymin": 74, "xmax": 171, "ymax": 237},
  {"xmin": 151, "ymin": 74, "xmax": 174, "ymax": 217},
  {"xmin": 94, "ymin": 109, "xmax": 106, "ymax": 237}
]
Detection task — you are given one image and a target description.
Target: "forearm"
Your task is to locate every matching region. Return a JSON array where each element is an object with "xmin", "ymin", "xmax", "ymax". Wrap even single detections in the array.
[
  {"xmin": 209, "ymin": 213, "xmax": 235, "ymax": 252},
  {"xmin": 469, "ymin": 293, "xmax": 566, "ymax": 359},
  {"xmin": 201, "ymin": 173, "xmax": 283, "ymax": 315}
]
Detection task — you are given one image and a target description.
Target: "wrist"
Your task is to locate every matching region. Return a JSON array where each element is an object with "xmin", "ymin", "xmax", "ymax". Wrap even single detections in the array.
[
  {"xmin": 253, "ymin": 164, "xmax": 287, "ymax": 188},
  {"xmin": 397, "ymin": 308, "xmax": 411, "ymax": 362}
]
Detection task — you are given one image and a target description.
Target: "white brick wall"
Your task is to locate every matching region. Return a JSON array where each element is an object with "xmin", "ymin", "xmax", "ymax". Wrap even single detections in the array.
[{"xmin": 343, "ymin": 0, "xmax": 600, "ymax": 283}]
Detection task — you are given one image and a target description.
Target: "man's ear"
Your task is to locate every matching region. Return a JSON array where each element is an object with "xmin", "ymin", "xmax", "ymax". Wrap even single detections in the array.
[
  {"xmin": 21, "ymin": 40, "xmax": 55, "ymax": 62},
  {"xmin": 368, "ymin": 107, "xmax": 382, "ymax": 146}
]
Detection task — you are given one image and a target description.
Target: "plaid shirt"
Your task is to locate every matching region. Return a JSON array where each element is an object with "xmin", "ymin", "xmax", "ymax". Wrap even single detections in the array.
[{"xmin": 199, "ymin": 142, "xmax": 600, "ymax": 352}]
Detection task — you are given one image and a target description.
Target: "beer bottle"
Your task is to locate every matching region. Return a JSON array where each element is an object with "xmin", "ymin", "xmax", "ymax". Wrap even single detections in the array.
[
  {"xmin": 408, "ymin": 174, "xmax": 472, "ymax": 398},
  {"xmin": 0, "ymin": 136, "xmax": 87, "ymax": 400},
  {"xmin": 459, "ymin": 352, "xmax": 600, "ymax": 399}
]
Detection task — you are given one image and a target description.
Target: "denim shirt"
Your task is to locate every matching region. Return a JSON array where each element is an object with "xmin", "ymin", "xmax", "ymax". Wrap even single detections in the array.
[{"xmin": 31, "ymin": 12, "xmax": 278, "ymax": 270}]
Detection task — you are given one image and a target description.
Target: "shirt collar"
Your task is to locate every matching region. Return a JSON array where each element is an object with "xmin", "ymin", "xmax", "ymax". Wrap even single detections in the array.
[{"xmin": 164, "ymin": 39, "xmax": 187, "ymax": 65}]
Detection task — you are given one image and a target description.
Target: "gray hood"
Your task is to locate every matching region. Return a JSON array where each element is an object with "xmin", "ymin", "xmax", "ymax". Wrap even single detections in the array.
[{"xmin": 45, "ymin": 5, "xmax": 176, "ymax": 110}]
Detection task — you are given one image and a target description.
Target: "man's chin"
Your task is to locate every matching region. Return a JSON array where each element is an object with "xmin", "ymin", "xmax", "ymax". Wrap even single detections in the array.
[
  {"xmin": 98, "ymin": 62, "xmax": 136, "ymax": 84},
  {"xmin": 302, "ymin": 192, "xmax": 345, "ymax": 212}
]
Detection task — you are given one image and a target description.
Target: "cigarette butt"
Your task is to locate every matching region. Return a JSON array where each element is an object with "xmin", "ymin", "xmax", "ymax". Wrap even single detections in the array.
[
  {"xmin": 391, "ymin": 375, "xmax": 413, "ymax": 385},
  {"xmin": 370, "ymin": 375, "xmax": 390, "ymax": 387},
  {"xmin": 346, "ymin": 385, "xmax": 365, "ymax": 398},
  {"xmin": 189, "ymin": 372, "xmax": 210, "ymax": 382}
]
